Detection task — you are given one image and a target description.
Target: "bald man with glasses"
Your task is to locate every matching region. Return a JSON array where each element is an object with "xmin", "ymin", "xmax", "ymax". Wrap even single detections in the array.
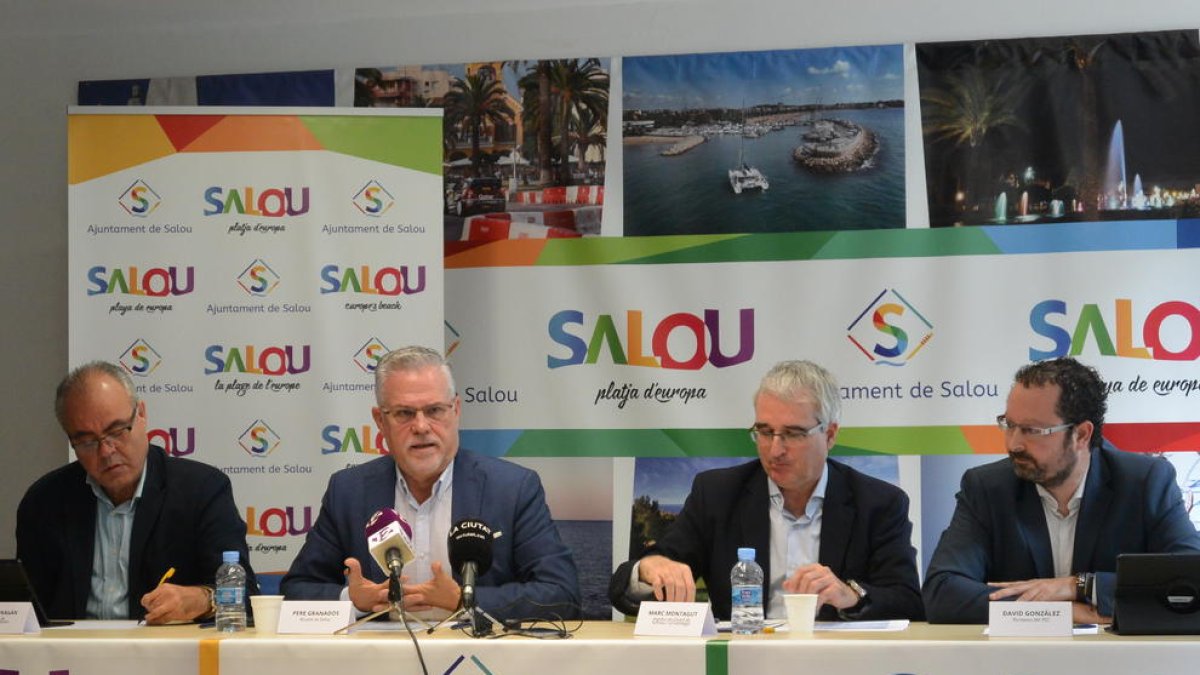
[
  {"xmin": 923, "ymin": 357, "xmax": 1200, "ymax": 623},
  {"xmin": 609, "ymin": 360, "xmax": 924, "ymax": 622},
  {"xmin": 16, "ymin": 361, "xmax": 257, "ymax": 622}
]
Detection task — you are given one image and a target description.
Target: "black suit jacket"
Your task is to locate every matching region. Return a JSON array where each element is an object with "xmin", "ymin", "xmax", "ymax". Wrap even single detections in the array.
[
  {"xmin": 923, "ymin": 442, "xmax": 1200, "ymax": 623},
  {"xmin": 16, "ymin": 446, "xmax": 258, "ymax": 620},
  {"xmin": 610, "ymin": 459, "xmax": 924, "ymax": 621}
]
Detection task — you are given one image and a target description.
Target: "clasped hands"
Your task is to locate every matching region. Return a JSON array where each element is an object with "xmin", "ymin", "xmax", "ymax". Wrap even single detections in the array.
[
  {"xmin": 988, "ymin": 575, "xmax": 1109, "ymax": 624},
  {"xmin": 637, "ymin": 554, "xmax": 859, "ymax": 610},
  {"xmin": 343, "ymin": 557, "xmax": 462, "ymax": 613}
]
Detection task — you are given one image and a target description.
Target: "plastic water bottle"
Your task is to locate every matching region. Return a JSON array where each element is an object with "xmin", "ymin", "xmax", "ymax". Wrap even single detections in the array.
[
  {"xmin": 730, "ymin": 547, "xmax": 764, "ymax": 634},
  {"xmin": 214, "ymin": 550, "xmax": 247, "ymax": 632}
]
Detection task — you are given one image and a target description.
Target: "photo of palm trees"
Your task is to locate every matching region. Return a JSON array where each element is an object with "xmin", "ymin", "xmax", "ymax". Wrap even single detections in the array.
[
  {"xmin": 356, "ymin": 59, "xmax": 610, "ymax": 241},
  {"xmin": 918, "ymin": 30, "xmax": 1200, "ymax": 227}
]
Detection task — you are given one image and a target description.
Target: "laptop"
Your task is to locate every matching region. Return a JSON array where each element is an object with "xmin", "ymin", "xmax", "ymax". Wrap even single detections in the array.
[
  {"xmin": 1112, "ymin": 552, "xmax": 1200, "ymax": 635},
  {"xmin": 0, "ymin": 559, "xmax": 74, "ymax": 627}
]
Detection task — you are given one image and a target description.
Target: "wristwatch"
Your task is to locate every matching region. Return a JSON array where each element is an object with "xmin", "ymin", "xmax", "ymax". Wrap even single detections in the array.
[
  {"xmin": 1075, "ymin": 573, "xmax": 1095, "ymax": 605},
  {"xmin": 201, "ymin": 585, "xmax": 217, "ymax": 618},
  {"xmin": 838, "ymin": 579, "xmax": 869, "ymax": 620},
  {"xmin": 847, "ymin": 579, "xmax": 868, "ymax": 606}
]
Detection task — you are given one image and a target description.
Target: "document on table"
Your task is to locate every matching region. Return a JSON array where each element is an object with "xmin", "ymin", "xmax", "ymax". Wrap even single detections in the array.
[
  {"xmin": 982, "ymin": 624, "xmax": 1102, "ymax": 636},
  {"xmin": 815, "ymin": 620, "xmax": 909, "ymax": 632},
  {"xmin": 57, "ymin": 620, "xmax": 142, "ymax": 630}
]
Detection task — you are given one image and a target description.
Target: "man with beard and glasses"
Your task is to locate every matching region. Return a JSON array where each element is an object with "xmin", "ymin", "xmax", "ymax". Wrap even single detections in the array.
[{"xmin": 923, "ymin": 357, "xmax": 1200, "ymax": 624}]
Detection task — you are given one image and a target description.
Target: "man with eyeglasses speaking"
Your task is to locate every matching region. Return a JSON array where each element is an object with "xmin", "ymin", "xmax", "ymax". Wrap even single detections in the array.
[
  {"xmin": 923, "ymin": 357, "xmax": 1200, "ymax": 624},
  {"xmin": 16, "ymin": 361, "xmax": 257, "ymax": 622},
  {"xmin": 281, "ymin": 346, "xmax": 580, "ymax": 622},
  {"xmin": 609, "ymin": 360, "xmax": 924, "ymax": 622}
]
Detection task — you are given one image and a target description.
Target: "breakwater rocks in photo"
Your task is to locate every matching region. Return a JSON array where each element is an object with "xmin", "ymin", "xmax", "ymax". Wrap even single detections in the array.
[{"xmin": 793, "ymin": 119, "xmax": 879, "ymax": 172}]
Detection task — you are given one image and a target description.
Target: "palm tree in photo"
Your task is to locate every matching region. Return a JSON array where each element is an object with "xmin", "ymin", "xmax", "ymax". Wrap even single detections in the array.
[
  {"xmin": 922, "ymin": 63, "xmax": 1029, "ymax": 218},
  {"xmin": 571, "ymin": 105, "xmax": 607, "ymax": 179},
  {"xmin": 549, "ymin": 58, "xmax": 609, "ymax": 185},
  {"xmin": 443, "ymin": 70, "xmax": 513, "ymax": 175}
]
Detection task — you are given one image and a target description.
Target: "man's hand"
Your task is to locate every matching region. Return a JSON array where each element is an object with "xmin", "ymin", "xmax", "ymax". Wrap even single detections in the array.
[
  {"xmin": 988, "ymin": 576, "xmax": 1075, "ymax": 602},
  {"xmin": 783, "ymin": 564, "xmax": 859, "ymax": 610},
  {"xmin": 140, "ymin": 584, "xmax": 209, "ymax": 624},
  {"xmin": 344, "ymin": 557, "xmax": 389, "ymax": 612},
  {"xmin": 401, "ymin": 561, "xmax": 461, "ymax": 613},
  {"xmin": 638, "ymin": 555, "xmax": 696, "ymax": 603},
  {"xmin": 1072, "ymin": 601, "xmax": 1110, "ymax": 625}
]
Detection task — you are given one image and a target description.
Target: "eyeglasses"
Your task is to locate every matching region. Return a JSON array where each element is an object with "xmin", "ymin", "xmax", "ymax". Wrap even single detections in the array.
[
  {"xmin": 70, "ymin": 406, "xmax": 138, "ymax": 454},
  {"xmin": 379, "ymin": 401, "xmax": 455, "ymax": 425},
  {"xmin": 749, "ymin": 421, "xmax": 827, "ymax": 446},
  {"xmin": 995, "ymin": 415, "xmax": 1074, "ymax": 437}
]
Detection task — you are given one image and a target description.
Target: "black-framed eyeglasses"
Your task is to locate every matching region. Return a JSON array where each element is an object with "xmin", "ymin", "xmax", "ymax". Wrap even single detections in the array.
[
  {"xmin": 70, "ymin": 405, "xmax": 138, "ymax": 454},
  {"xmin": 995, "ymin": 414, "xmax": 1074, "ymax": 437},
  {"xmin": 380, "ymin": 401, "xmax": 455, "ymax": 425},
  {"xmin": 749, "ymin": 421, "xmax": 827, "ymax": 446}
]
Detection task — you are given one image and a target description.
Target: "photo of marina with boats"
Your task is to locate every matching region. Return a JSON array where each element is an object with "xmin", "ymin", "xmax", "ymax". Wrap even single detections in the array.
[{"xmin": 622, "ymin": 46, "xmax": 906, "ymax": 236}]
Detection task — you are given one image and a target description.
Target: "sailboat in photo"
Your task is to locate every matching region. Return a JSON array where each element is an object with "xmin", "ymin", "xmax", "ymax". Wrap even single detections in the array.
[{"xmin": 729, "ymin": 104, "xmax": 769, "ymax": 194}]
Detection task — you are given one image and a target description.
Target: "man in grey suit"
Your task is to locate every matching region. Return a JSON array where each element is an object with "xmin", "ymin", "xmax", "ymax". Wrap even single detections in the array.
[
  {"xmin": 281, "ymin": 346, "xmax": 579, "ymax": 621},
  {"xmin": 609, "ymin": 360, "xmax": 923, "ymax": 621},
  {"xmin": 924, "ymin": 357, "xmax": 1200, "ymax": 623}
]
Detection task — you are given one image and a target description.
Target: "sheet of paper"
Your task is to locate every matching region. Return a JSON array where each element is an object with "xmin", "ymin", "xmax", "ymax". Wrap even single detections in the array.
[{"xmin": 57, "ymin": 620, "xmax": 143, "ymax": 630}]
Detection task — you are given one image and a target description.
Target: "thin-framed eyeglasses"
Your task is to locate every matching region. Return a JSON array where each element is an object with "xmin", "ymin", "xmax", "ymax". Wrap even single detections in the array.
[
  {"xmin": 995, "ymin": 415, "xmax": 1074, "ymax": 437},
  {"xmin": 749, "ymin": 421, "xmax": 827, "ymax": 446},
  {"xmin": 70, "ymin": 405, "xmax": 138, "ymax": 454},
  {"xmin": 380, "ymin": 401, "xmax": 455, "ymax": 425}
]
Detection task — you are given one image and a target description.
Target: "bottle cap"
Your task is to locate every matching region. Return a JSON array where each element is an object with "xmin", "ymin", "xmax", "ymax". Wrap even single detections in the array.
[
  {"xmin": 737, "ymin": 547, "xmax": 755, "ymax": 561},
  {"xmin": 222, "ymin": 551, "xmax": 239, "ymax": 564}
]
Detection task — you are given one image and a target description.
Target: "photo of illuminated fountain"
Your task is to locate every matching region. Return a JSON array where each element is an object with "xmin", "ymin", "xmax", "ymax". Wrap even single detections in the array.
[{"xmin": 917, "ymin": 30, "xmax": 1200, "ymax": 227}]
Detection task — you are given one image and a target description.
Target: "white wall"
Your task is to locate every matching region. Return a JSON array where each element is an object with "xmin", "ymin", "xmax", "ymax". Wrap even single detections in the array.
[{"xmin": 2, "ymin": 0, "xmax": 1198, "ymax": 555}]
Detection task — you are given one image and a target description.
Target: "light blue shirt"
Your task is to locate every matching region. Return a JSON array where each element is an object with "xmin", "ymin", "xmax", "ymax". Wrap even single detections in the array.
[
  {"xmin": 85, "ymin": 467, "xmax": 148, "ymax": 620},
  {"xmin": 342, "ymin": 460, "xmax": 455, "ymax": 620},
  {"xmin": 766, "ymin": 464, "xmax": 828, "ymax": 619}
]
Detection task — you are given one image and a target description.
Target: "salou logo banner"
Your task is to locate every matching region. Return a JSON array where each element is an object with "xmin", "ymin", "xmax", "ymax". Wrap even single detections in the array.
[
  {"xmin": 352, "ymin": 180, "xmax": 396, "ymax": 216},
  {"xmin": 237, "ymin": 258, "xmax": 281, "ymax": 297},
  {"xmin": 118, "ymin": 179, "xmax": 161, "ymax": 217},
  {"xmin": 119, "ymin": 338, "xmax": 162, "ymax": 376},
  {"xmin": 1030, "ymin": 298, "xmax": 1200, "ymax": 362},
  {"xmin": 548, "ymin": 308, "xmax": 755, "ymax": 370},
  {"xmin": 847, "ymin": 289, "xmax": 934, "ymax": 366}
]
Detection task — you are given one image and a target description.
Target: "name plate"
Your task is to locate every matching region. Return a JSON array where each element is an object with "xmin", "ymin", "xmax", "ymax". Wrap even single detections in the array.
[
  {"xmin": 988, "ymin": 601, "xmax": 1072, "ymax": 637},
  {"xmin": 0, "ymin": 602, "xmax": 40, "ymax": 634},
  {"xmin": 634, "ymin": 601, "xmax": 717, "ymax": 637},
  {"xmin": 277, "ymin": 601, "xmax": 354, "ymax": 634}
]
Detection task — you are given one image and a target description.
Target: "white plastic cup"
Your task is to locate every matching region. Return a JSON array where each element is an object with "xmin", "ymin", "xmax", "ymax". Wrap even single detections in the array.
[
  {"xmin": 250, "ymin": 595, "xmax": 284, "ymax": 636},
  {"xmin": 783, "ymin": 593, "xmax": 818, "ymax": 637}
]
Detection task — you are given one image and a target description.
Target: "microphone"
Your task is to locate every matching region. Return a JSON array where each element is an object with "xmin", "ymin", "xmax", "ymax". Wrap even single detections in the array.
[
  {"xmin": 365, "ymin": 508, "xmax": 415, "ymax": 577},
  {"xmin": 448, "ymin": 519, "xmax": 494, "ymax": 610}
]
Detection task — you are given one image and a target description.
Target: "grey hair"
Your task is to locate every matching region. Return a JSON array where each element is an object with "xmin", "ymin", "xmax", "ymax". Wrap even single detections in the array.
[
  {"xmin": 755, "ymin": 360, "xmax": 842, "ymax": 425},
  {"xmin": 54, "ymin": 361, "xmax": 139, "ymax": 430},
  {"xmin": 373, "ymin": 346, "xmax": 456, "ymax": 404}
]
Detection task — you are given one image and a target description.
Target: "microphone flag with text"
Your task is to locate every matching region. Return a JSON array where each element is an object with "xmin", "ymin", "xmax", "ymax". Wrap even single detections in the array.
[
  {"xmin": 448, "ymin": 519, "xmax": 494, "ymax": 609},
  {"xmin": 366, "ymin": 508, "xmax": 415, "ymax": 576}
]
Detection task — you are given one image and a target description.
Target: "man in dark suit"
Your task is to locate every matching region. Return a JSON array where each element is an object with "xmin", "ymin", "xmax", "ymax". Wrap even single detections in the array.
[
  {"xmin": 609, "ymin": 360, "xmax": 923, "ymax": 621},
  {"xmin": 924, "ymin": 357, "xmax": 1200, "ymax": 624},
  {"xmin": 281, "ymin": 346, "xmax": 580, "ymax": 622},
  {"xmin": 16, "ymin": 361, "xmax": 257, "ymax": 622}
]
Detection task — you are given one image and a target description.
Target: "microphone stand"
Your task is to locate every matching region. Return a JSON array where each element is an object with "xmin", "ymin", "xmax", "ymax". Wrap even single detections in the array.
[
  {"xmin": 424, "ymin": 562, "xmax": 500, "ymax": 638},
  {"xmin": 335, "ymin": 562, "xmax": 432, "ymax": 634}
]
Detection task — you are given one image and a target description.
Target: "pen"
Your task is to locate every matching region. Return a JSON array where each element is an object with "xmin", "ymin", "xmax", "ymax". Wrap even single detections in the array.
[{"xmin": 156, "ymin": 567, "xmax": 176, "ymax": 588}]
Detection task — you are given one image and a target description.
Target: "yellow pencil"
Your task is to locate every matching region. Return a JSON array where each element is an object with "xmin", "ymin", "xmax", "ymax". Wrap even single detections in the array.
[{"xmin": 156, "ymin": 567, "xmax": 176, "ymax": 588}]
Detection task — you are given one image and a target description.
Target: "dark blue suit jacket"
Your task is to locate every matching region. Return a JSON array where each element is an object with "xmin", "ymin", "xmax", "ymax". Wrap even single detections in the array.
[
  {"xmin": 924, "ymin": 442, "xmax": 1200, "ymax": 623},
  {"xmin": 610, "ymin": 459, "xmax": 924, "ymax": 621},
  {"xmin": 16, "ymin": 446, "xmax": 258, "ymax": 620},
  {"xmin": 280, "ymin": 449, "xmax": 580, "ymax": 620}
]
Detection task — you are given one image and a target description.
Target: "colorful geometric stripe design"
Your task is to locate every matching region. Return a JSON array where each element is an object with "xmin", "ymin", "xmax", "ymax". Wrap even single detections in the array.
[
  {"xmin": 446, "ymin": 219, "xmax": 1200, "ymax": 268},
  {"xmin": 460, "ymin": 422, "xmax": 1198, "ymax": 458},
  {"xmin": 68, "ymin": 113, "xmax": 442, "ymax": 184}
]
